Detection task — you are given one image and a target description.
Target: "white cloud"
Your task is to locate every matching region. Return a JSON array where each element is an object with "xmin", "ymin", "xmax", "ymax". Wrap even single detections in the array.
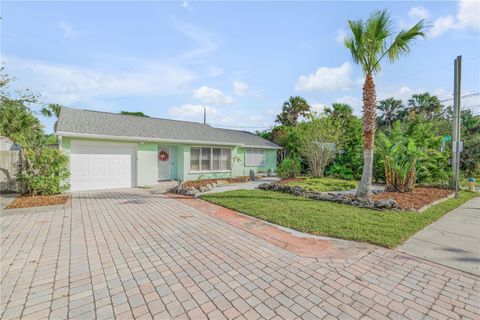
[
  {"xmin": 170, "ymin": 19, "xmax": 218, "ymax": 60},
  {"xmin": 409, "ymin": 7, "xmax": 430, "ymax": 20},
  {"xmin": 335, "ymin": 95, "xmax": 363, "ymax": 114},
  {"xmin": 429, "ymin": 0, "xmax": 480, "ymax": 38},
  {"xmin": 193, "ymin": 86, "xmax": 235, "ymax": 104},
  {"xmin": 59, "ymin": 21, "xmax": 77, "ymax": 38},
  {"xmin": 457, "ymin": 0, "xmax": 480, "ymax": 31},
  {"xmin": 310, "ymin": 103, "xmax": 327, "ymax": 113},
  {"xmin": 4, "ymin": 55, "xmax": 199, "ymax": 105},
  {"xmin": 335, "ymin": 29, "xmax": 347, "ymax": 44},
  {"xmin": 181, "ymin": 1, "xmax": 193, "ymax": 11},
  {"xmin": 168, "ymin": 104, "xmax": 272, "ymax": 128},
  {"xmin": 169, "ymin": 104, "xmax": 217, "ymax": 120},
  {"xmin": 295, "ymin": 62, "xmax": 354, "ymax": 92},
  {"xmin": 378, "ymin": 86, "xmax": 420, "ymax": 102},
  {"xmin": 233, "ymin": 81, "xmax": 249, "ymax": 95},
  {"xmin": 4, "ymin": 19, "xmax": 225, "ymax": 107},
  {"xmin": 430, "ymin": 16, "xmax": 457, "ymax": 38}
]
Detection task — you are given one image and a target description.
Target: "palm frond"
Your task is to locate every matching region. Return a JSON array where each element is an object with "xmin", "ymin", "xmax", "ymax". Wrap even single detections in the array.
[
  {"xmin": 365, "ymin": 10, "xmax": 393, "ymax": 73},
  {"xmin": 344, "ymin": 19, "xmax": 368, "ymax": 73},
  {"xmin": 387, "ymin": 20, "xmax": 427, "ymax": 62}
]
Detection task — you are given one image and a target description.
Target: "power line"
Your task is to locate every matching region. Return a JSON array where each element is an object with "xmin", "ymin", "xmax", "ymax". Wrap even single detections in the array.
[
  {"xmin": 381, "ymin": 56, "xmax": 480, "ymax": 83},
  {"xmin": 439, "ymin": 92, "xmax": 480, "ymax": 103}
]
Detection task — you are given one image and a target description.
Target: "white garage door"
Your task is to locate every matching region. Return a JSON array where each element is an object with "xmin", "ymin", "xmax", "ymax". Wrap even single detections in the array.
[{"xmin": 70, "ymin": 140, "xmax": 137, "ymax": 191}]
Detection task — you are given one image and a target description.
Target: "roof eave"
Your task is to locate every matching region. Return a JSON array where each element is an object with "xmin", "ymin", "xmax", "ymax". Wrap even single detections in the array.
[{"xmin": 56, "ymin": 131, "xmax": 280, "ymax": 149}]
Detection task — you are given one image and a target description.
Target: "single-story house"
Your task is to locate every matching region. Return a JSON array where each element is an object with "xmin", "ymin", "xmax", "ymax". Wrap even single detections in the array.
[{"xmin": 56, "ymin": 107, "xmax": 280, "ymax": 191}]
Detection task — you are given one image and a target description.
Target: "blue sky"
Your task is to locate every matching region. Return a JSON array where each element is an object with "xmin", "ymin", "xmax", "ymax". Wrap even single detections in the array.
[{"xmin": 2, "ymin": 1, "xmax": 480, "ymax": 133}]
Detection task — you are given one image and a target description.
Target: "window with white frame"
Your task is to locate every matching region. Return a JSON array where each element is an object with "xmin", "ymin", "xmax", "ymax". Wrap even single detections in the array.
[
  {"xmin": 245, "ymin": 148, "xmax": 266, "ymax": 166},
  {"xmin": 190, "ymin": 147, "xmax": 231, "ymax": 171}
]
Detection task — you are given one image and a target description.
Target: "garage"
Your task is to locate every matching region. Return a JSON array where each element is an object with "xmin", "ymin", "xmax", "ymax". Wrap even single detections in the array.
[{"xmin": 70, "ymin": 140, "xmax": 137, "ymax": 191}]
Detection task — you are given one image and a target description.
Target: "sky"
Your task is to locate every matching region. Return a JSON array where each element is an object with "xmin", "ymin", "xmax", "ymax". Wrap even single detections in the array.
[{"xmin": 2, "ymin": 0, "xmax": 480, "ymax": 133}]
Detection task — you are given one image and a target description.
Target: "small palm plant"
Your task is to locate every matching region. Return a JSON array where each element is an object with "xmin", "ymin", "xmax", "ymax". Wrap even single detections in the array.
[{"xmin": 378, "ymin": 133, "xmax": 419, "ymax": 192}]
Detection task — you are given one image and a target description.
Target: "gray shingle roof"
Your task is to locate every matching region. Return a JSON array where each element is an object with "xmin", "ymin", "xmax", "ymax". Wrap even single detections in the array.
[{"xmin": 56, "ymin": 107, "xmax": 280, "ymax": 148}]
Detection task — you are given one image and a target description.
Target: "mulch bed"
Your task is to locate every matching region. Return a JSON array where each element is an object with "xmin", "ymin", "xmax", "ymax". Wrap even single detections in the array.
[
  {"xmin": 182, "ymin": 176, "xmax": 251, "ymax": 188},
  {"xmin": 7, "ymin": 195, "xmax": 69, "ymax": 209},
  {"xmin": 372, "ymin": 187, "xmax": 454, "ymax": 211}
]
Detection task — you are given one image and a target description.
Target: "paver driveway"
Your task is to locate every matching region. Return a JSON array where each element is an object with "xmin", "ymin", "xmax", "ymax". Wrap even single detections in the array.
[{"xmin": 1, "ymin": 189, "xmax": 479, "ymax": 320}]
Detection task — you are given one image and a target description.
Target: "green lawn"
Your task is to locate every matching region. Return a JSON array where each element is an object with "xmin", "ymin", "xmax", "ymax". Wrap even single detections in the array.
[
  {"xmin": 285, "ymin": 177, "xmax": 357, "ymax": 192},
  {"xmin": 201, "ymin": 190, "xmax": 478, "ymax": 248}
]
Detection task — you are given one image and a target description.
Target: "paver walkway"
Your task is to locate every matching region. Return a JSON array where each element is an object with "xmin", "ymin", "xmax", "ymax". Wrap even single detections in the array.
[
  {"xmin": 1, "ymin": 189, "xmax": 479, "ymax": 320},
  {"xmin": 398, "ymin": 197, "xmax": 480, "ymax": 276},
  {"xmin": 201, "ymin": 178, "xmax": 280, "ymax": 195}
]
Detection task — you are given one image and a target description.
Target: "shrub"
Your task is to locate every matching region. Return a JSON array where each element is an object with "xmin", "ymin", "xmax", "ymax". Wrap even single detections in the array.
[
  {"xmin": 325, "ymin": 163, "xmax": 355, "ymax": 180},
  {"xmin": 297, "ymin": 115, "xmax": 340, "ymax": 178},
  {"xmin": 378, "ymin": 133, "xmax": 418, "ymax": 192},
  {"xmin": 277, "ymin": 157, "xmax": 301, "ymax": 179},
  {"xmin": 18, "ymin": 148, "xmax": 70, "ymax": 195}
]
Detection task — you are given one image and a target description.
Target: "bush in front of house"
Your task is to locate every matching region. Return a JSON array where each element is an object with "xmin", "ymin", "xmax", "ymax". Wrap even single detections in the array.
[
  {"xmin": 18, "ymin": 148, "xmax": 70, "ymax": 196},
  {"xmin": 276, "ymin": 157, "xmax": 301, "ymax": 179}
]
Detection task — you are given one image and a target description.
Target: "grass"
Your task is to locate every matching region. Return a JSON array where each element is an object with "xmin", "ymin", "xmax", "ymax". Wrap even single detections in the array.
[
  {"xmin": 285, "ymin": 177, "xmax": 357, "ymax": 192},
  {"xmin": 201, "ymin": 190, "xmax": 479, "ymax": 248}
]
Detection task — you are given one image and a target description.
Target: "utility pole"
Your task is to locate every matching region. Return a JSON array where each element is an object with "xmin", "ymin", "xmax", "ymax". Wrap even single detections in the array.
[
  {"xmin": 203, "ymin": 105, "xmax": 206, "ymax": 124},
  {"xmin": 452, "ymin": 55, "xmax": 462, "ymax": 198}
]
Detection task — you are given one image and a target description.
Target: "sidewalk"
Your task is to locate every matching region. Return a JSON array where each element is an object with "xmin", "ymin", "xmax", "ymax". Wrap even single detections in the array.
[{"xmin": 397, "ymin": 196, "xmax": 480, "ymax": 275}]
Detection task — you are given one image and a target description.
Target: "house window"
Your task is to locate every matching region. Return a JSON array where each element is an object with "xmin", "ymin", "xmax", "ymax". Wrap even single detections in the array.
[
  {"xmin": 201, "ymin": 147, "xmax": 211, "ymax": 170},
  {"xmin": 190, "ymin": 148, "xmax": 200, "ymax": 170},
  {"xmin": 245, "ymin": 148, "xmax": 266, "ymax": 166},
  {"xmin": 190, "ymin": 147, "xmax": 232, "ymax": 171}
]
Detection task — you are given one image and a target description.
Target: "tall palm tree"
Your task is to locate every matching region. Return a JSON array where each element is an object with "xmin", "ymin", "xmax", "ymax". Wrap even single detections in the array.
[
  {"xmin": 377, "ymin": 97, "xmax": 404, "ymax": 129},
  {"xmin": 324, "ymin": 103, "xmax": 353, "ymax": 119},
  {"xmin": 276, "ymin": 96, "xmax": 311, "ymax": 127},
  {"xmin": 408, "ymin": 93, "xmax": 442, "ymax": 120},
  {"xmin": 344, "ymin": 10, "xmax": 426, "ymax": 198}
]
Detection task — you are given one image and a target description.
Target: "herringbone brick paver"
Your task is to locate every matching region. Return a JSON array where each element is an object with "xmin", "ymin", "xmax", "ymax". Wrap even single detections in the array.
[{"xmin": 1, "ymin": 189, "xmax": 479, "ymax": 319}]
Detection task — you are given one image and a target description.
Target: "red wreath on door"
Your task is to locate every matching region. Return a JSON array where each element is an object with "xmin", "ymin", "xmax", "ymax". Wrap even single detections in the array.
[{"xmin": 158, "ymin": 150, "xmax": 169, "ymax": 161}]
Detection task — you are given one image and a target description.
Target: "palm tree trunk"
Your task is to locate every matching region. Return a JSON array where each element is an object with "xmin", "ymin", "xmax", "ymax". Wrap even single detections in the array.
[{"xmin": 356, "ymin": 72, "xmax": 376, "ymax": 198}]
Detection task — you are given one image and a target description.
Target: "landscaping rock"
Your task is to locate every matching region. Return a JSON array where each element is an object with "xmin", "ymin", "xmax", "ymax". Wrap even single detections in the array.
[
  {"xmin": 258, "ymin": 183, "xmax": 270, "ymax": 190},
  {"xmin": 257, "ymin": 182, "xmax": 401, "ymax": 210},
  {"xmin": 374, "ymin": 199, "xmax": 392, "ymax": 209},
  {"xmin": 199, "ymin": 186, "xmax": 208, "ymax": 193}
]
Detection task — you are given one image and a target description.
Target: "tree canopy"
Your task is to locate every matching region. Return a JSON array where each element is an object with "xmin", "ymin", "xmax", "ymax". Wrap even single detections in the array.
[
  {"xmin": 275, "ymin": 96, "xmax": 311, "ymax": 127},
  {"xmin": 120, "ymin": 111, "xmax": 150, "ymax": 117}
]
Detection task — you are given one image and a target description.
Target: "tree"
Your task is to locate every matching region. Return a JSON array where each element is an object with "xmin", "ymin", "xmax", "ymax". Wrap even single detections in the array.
[
  {"xmin": 275, "ymin": 96, "xmax": 311, "ymax": 127},
  {"xmin": 459, "ymin": 109, "xmax": 480, "ymax": 176},
  {"xmin": 324, "ymin": 103, "xmax": 353, "ymax": 120},
  {"xmin": 0, "ymin": 100, "xmax": 45, "ymax": 148},
  {"xmin": 0, "ymin": 71, "xmax": 69, "ymax": 195},
  {"xmin": 120, "ymin": 111, "xmax": 150, "ymax": 117},
  {"xmin": 41, "ymin": 103, "xmax": 62, "ymax": 118},
  {"xmin": 324, "ymin": 104, "xmax": 364, "ymax": 180},
  {"xmin": 376, "ymin": 98, "xmax": 404, "ymax": 129},
  {"xmin": 407, "ymin": 93, "xmax": 443, "ymax": 120},
  {"xmin": 41, "ymin": 103, "xmax": 64, "ymax": 137},
  {"xmin": 0, "ymin": 72, "xmax": 44, "ymax": 148},
  {"xmin": 297, "ymin": 115, "xmax": 340, "ymax": 178},
  {"xmin": 344, "ymin": 10, "xmax": 426, "ymax": 198}
]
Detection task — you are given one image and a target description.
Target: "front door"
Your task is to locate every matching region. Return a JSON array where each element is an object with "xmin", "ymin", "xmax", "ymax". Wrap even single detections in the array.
[{"xmin": 158, "ymin": 146, "xmax": 170, "ymax": 180}]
